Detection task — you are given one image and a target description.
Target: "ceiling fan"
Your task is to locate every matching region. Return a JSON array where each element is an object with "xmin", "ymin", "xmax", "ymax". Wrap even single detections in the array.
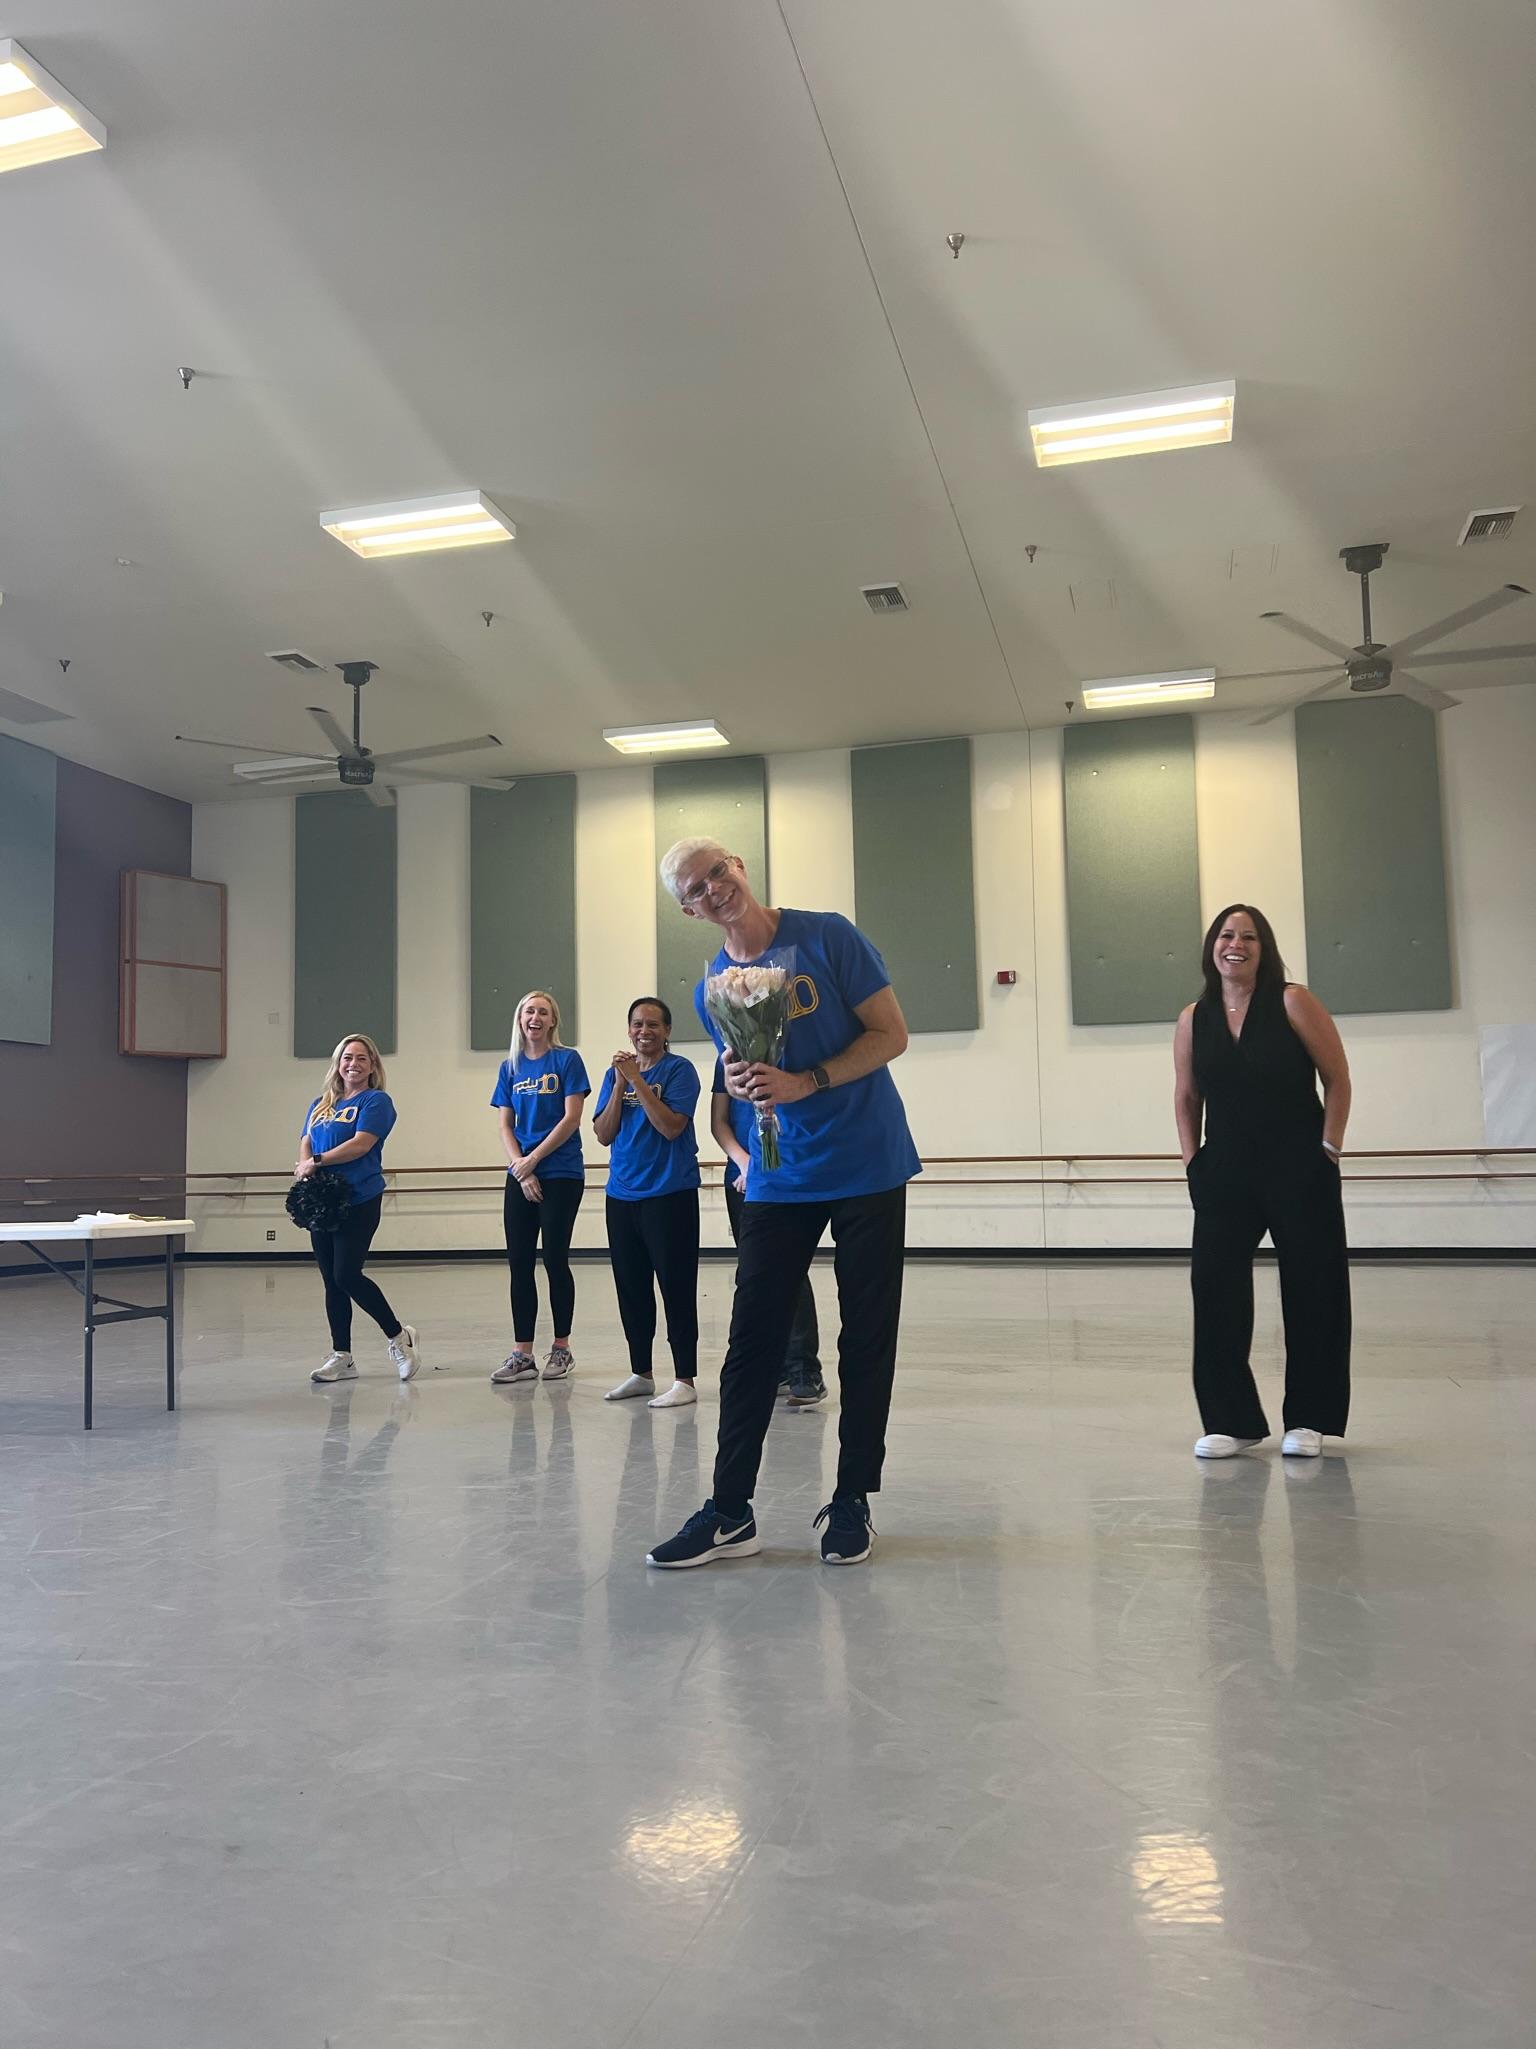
[
  {"xmin": 1240, "ymin": 544, "xmax": 1535, "ymax": 726},
  {"xmin": 175, "ymin": 661, "xmax": 515, "ymax": 807}
]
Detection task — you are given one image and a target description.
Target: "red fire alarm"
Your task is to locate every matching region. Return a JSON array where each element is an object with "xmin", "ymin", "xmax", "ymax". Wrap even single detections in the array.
[{"xmin": 996, "ymin": 969, "xmax": 1018, "ymax": 986}]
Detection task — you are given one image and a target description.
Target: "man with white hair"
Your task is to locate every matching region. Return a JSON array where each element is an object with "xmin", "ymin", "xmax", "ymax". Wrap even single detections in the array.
[{"xmin": 646, "ymin": 837, "xmax": 920, "ymax": 1568}]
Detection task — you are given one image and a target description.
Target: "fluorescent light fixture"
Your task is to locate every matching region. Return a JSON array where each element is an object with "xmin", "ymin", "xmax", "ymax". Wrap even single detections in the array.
[
  {"xmin": 319, "ymin": 491, "xmax": 516, "ymax": 560},
  {"xmin": 603, "ymin": 720, "xmax": 730, "ymax": 756},
  {"xmin": 1081, "ymin": 670, "xmax": 1216, "ymax": 711},
  {"xmin": 1028, "ymin": 382, "xmax": 1235, "ymax": 468},
  {"xmin": 0, "ymin": 40, "xmax": 106, "ymax": 173}
]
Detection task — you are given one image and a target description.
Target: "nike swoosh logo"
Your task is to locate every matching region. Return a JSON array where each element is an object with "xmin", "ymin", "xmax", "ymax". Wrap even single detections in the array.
[{"xmin": 713, "ymin": 1525, "xmax": 748, "ymax": 1546}]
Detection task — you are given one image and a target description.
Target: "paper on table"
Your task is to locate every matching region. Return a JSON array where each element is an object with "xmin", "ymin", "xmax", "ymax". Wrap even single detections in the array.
[{"xmin": 71, "ymin": 1212, "xmax": 168, "ymax": 1225}]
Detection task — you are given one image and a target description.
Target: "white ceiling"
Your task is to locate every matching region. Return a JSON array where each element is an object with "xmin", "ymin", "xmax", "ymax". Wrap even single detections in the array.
[{"xmin": 3, "ymin": 0, "xmax": 1536, "ymax": 799}]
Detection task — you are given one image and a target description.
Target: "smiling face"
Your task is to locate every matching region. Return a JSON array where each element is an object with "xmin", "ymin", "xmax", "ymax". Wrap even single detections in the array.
[
  {"xmin": 337, "ymin": 1039, "xmax": 375, "ymax": 1094},
  {"xmin": 628, "ymin": 1003, "xmax": 668, "ymax": 1062},
  {"xmin": 674, "ymin": 850, "xmax": 750, "ymax": 927},
  {"xmin": 520, "ymin": 995, "xmax": 555, "ymax": 1044},
  {"xmin": 1214, "ymin": 912, "xmax": 1261, "ymax": 989}
]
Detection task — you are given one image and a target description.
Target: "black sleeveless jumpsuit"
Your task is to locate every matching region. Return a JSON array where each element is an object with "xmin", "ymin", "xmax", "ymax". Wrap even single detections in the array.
[{"xmin": 1188, "ymin": 982, "xmax": 1351, "ymax": 1437}]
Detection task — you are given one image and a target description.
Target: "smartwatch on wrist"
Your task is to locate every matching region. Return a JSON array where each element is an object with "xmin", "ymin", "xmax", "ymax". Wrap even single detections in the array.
[{"xmin": 809, "ymin": 1065, "xmax": 831, "ymax": 1093}]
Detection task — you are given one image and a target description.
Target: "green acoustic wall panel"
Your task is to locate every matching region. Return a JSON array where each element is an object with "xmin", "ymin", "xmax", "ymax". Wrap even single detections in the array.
[
  {"xmin": 293, "ymin": 793, "xmax": 397, "ymax": 1058},
  {"xmin": 0, "ymin": 735, "xmax": 57, "ymax": 1046},
  {"xmin": 851, "ymin": 738, "xmax": 979, "ymax": 1033},
  {"xmin": 470, "ymin": 777, "xmax": 578, "ymax": 1051},
  {"xmin": 654, "ymin": 757, "xmax": 768, "ymax": 1042},
  {"xmin": 1062, "ymin": 715, "xmax": 1201, "ymax": 1025},
  {"xmin": 1295, "ymin": 697, "xmax": 1451, "ymax": 1014}
]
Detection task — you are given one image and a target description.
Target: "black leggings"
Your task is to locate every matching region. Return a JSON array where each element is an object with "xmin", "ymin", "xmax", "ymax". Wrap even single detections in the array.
[
  {"xmin": 606, "ymin": 1189, "xmax": 700, "ymax": 1380},
  {"xmin": 503, "ymin": 1176, "xmax": 584, "ymax": 1344},
  {"xmin": 310, "ymin": 1195, "xmax": 402, "ymax": 1352},
  {"xmin": 1189, "ymin": 1148, "xmax": 1352, "ymax": 1437}
]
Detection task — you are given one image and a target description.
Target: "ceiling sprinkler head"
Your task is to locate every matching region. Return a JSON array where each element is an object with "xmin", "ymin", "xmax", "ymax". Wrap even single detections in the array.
[
  {"xmin": 482, "ymin": 610, "xmax": 495, "ymax": 628},
  {"xmin": 1024, "ymin": 544, "xmax": 1038, "ymax": 563},
  {"xmin": 946, "ymin": 232, "xmax": 965, "ymax": 260},
  {"xmin": 177, "ymin": 366, "xmax": 194, "ymax": 390}
]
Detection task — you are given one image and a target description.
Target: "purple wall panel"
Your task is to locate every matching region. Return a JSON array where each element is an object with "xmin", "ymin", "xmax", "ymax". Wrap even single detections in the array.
[{"xmin": 0, "ymin": 759, "xmax": 191, "ymax": 1186}]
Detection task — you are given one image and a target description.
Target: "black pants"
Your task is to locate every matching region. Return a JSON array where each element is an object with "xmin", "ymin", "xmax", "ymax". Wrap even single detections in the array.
[
  {"xmin": 310, "ymin": 1195, "xmax": 401, "ymax": 1352},
  {"xmin": 606, "ymin": 1189, "xmax": 700, "ymax": 1380},
  {"xmin": 723, "ymin": 1180, "xmax": 821, "ymax": 1384},
  {"xmin": 713, "ymin": 1185, "xmax": 907, "ymax": 1519},
  {"xmin": 503, "ymin": 1176, "xmax": 584, "ymax": 1343},
  {"xmin": 1189, "ymin": 1148, "xmax": 1351, "ymax": 1437}
]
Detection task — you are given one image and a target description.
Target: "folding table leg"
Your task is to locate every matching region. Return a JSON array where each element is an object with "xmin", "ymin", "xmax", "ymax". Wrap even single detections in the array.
[
  {"xmin": 166, "ymin": 1236, "xmax": 177, "ymax": 1412},
  {"xmin": 83, "ymin": 1238, "xmax": 95, "ymax": 1432}
]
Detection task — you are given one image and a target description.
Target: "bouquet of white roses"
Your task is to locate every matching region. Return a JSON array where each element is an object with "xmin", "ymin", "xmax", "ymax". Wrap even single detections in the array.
[{"xmin": 703, "ymin": 959, "xmax": 796, "ymax": 1172}]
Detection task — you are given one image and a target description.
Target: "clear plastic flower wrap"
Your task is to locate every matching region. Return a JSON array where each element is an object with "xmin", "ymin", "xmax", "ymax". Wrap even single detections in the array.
[{"xmin": 702, "ymin": 956, "xmax": 796, "ymax": 1172}]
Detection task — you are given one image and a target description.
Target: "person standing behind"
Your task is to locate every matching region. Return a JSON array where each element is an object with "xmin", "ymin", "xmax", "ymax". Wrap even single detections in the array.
[
  {"xmin": 300, "ymin": 1033, "xmax": 423, "ymax": 1384},
  {"xmin": 1173, "ymin": 903, "xmax": 1353, "ymax": 1460},
  {"xmin": 647, "ymin": 838, "xmax": 920, "ymax": 1570},
  {"xmin": 711, "ymin": 1057, "xmax": 826, "ymax": 1409},
  {"xmin": 595, "ymin": 998, "xmax": 703, "ymax": 1411},
  {"xmin": 490, "ymin": 990, "xmax": 590, "ymax": 1384}
]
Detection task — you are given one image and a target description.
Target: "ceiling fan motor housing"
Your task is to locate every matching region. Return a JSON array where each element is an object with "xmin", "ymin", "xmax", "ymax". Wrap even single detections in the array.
[
  {"xmin": 337, "ymin": 754, "xmax": 375, "ymax": 786},
  {"xmin": 1346, "ymin": 652, "xmax": 1393, "ymax": 692}
]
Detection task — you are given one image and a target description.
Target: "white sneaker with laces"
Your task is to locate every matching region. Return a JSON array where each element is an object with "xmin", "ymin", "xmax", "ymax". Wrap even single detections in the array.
[
  {"xmin": 389, "ymin": 1325, "xmax": 422, "ymax": 1381},
  {"xmin": 1281, "ymin": 1427, "xmax": 1323, "ymax": 1457},
  {"xmin": 311, "ymin": 1351, "xmax": 356, "ymax": 1384},
  {"xmin": 605, "ymin": 1374, "xmax": 655, "ymax": 1401},
  {"xmin": 1194, "ymin": 1433, "xmax": 1264, "ymax": 1459},
  {"xmin": 542, "ymin": 1346, "xmax": 575, "ymax": 1381},
  {"xmin": 491, "ymin": 1353, "xmax": 538, "ymax": 1384},
  {"xmin": 648, "ymin": 1380, "xmax": 698, "ymax": 1409}
]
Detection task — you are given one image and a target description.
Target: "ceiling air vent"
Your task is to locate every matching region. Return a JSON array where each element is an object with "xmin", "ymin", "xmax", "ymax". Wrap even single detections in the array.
[
  {"xmin": 861, "ymin": 583, "xmax": 908, "ymax": 614},
  {"xmin": 265, "ymin": 649, "xmax": 327, "ymax": 674},
  {"xmin": 0, "ymin": 684, "xmax": 71, "ymax": 725},
  {"xmin": 1457, "ymin": 507, "xmax": 1520, "ymax": 545}
]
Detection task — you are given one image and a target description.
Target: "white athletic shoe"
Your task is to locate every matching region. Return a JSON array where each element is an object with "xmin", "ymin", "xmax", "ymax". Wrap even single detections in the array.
[
  {"xmin": 1194, "ymin": 1433, "xmax": 1264, "ymax": 1459},
  {"xmin": 1281, "ymin": 1427, "xmax": 1323, "ymax": 1458},
  {"xmin": 648, "ymin": 1380, "xmax": 698, "ymax": 1409},
  {"xmin": 491, "ymin": 1352, "xmax": 538, "ymax": 1384},
  {"xmin": 542, "ymin": 1346, "xmax": 576, "ymax": 1381},
  {"xmin": 389, "ymin": 1325, "xmax": 422, "ymax": 1381},
  {"xmin": 311, "ymin": 1351, "xmax": 356, "ymax": 1384},
  {"xmin": 605, "ymin": 1374, "xmax": 655, "ymax": 1401}
]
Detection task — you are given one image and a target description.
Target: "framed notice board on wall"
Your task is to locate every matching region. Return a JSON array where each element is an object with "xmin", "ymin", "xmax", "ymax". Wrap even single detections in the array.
[{"xmin": 120, "ymin": 869, "xmax": 227, "ymax": 1058}]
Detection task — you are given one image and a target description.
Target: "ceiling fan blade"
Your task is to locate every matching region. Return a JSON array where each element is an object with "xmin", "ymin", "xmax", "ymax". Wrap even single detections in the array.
[
  {"xmin": 366, "ymin": 734, "xmax": 504, "ymax": 769},
  {"xmin": 1217, "ymin": 662, "xmax": 1336, "ymax": 686},
  {"xmin": 1388, "ymin": 584, "xmax": 1532, "ymax": 662},
  {"xmin": 1248, "ymin": 672, "xmax": 1345, "ymax": 726},
  {"xmin": 1395, "ymin": 672, "xmax": 1460, "ymax": 712},
  {"xmin": 362, "ymin": 782, "xmax": 395, "ymax": 809},
  {"xmin": 306, "ymin": 706, "xmax": 362, "ymax": 756},
  {"xmin": 1410, "ymin": 641, "xmax": 1536, "ymax": 668},
  {"xmin": 1259, "ymin": 612, "xmax": 1356, "ymax": 662},
  {"xmin": 176, "ymin": 733, "xmax": 316, "ymax": 758},
  {"xmin": 234, "ymin": 766, "xmax": 336, "ymax": 785},
  {"xmin": 384, "ymin": 769, "xmax": 517, "ymax": 791}
]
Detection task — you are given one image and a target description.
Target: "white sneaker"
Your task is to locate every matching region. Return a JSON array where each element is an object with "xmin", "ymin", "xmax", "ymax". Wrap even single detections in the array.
[
  {"xmin": 1194, "ymin": 1433, "xmax": 1264, "ymax": 1459},
  {"xmin": 1281, "ymin": 1427, "xmax": 1323, "ymax": 1457},
  {"xmin": 542, "ymin": 1346, "xmax": 575, "ymax": 1381},
  {"xmin": 648, "ymin": 1380, "xmax": 698, "ymax": 1409},
  {"xmin": 388, "ymin": 1325, "xmax": 421, "ymax": 1381},
  {"xmin": 605, "ymin": 1374, "xmax": 655, "ymax": 1401},
  {"xmin": 311, "ymin": 1351, "xmax": 356, "ymax": 1384}
]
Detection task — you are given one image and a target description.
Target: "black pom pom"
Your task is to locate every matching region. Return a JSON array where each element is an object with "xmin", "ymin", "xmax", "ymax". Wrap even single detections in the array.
[{"xmin": 285, "ymin": 1168, "xmax": 354, "ymax": 1233}]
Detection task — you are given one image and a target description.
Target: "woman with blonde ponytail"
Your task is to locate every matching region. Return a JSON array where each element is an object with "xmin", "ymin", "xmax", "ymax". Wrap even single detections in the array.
[{"xmin": 296, "ymin": 1033, "xmax": 423, "ymax": 1384}]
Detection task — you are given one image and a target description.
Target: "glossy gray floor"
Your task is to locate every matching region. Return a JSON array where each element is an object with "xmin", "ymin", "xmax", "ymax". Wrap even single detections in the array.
[{"xmin": 1, "ymin": 1255, "xmax": 1533, "ymax": 2049}]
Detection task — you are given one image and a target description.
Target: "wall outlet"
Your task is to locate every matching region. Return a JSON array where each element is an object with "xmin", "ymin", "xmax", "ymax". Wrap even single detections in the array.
[{"xmin": 265, "ymin": 1229, "xmax": 276, "ymax": 1241}]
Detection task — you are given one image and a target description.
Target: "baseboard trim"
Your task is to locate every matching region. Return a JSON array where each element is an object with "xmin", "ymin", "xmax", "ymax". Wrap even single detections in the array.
[{"xmin": 5, "ymin": 1244, "xmax": 1532, "ymax": 1281}]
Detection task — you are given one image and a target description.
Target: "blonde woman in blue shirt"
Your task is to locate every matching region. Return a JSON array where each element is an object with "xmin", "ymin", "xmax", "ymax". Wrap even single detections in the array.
[{"xmin": 489, "ymin": 991, "xmax": 591, "ymax": 1383}]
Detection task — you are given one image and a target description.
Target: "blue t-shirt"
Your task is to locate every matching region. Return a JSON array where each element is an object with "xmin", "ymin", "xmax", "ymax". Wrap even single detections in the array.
[
  {"xmin": 302, "ymin": 1088, "xmax": 396, "ymax": 1203},
  {"xmin": 595, "ymin": 1053, "xmax": 702, "ymax": 1202},
  {"xmin": 695, "ymin": 909, "xmax": 921, "ymax": 1203},
  {"xmin": 490, "ymin": 1047, "xmax": 591, "ymax": 1180}
]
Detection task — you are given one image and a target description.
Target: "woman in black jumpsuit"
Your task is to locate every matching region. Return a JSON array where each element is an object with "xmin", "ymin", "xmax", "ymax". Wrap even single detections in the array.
[{"xmin": 1173, "ymin": 904, "xmax": 1353, "ymax": 1459}]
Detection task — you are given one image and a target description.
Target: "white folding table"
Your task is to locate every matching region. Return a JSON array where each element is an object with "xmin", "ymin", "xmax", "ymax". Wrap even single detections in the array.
[{"xmin": 0, "ymin": 1218, "xmax": 196, "ymax": 1429}]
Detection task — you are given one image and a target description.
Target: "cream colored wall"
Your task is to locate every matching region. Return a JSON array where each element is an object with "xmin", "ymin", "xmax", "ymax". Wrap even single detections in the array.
[{"xmin": 188, "ymin": 688, "xmax": 1536, "ymax": 1256}]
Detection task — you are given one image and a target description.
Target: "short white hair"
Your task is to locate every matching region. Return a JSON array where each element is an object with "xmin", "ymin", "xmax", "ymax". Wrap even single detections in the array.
[{"xmin": 660, "ymin": 835, "xmax": 731, "ymax": 903}]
